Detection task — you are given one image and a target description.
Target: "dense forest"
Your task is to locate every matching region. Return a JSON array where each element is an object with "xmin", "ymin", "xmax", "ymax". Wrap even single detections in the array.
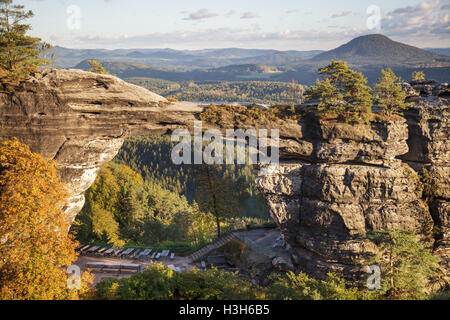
[
  {"xmin": 71, "ymin": 136, "xmax": 271, "ymax": 249},
  {"xmin": 125, "ymin": 77, "xmax": 305, "ymax": 104}
]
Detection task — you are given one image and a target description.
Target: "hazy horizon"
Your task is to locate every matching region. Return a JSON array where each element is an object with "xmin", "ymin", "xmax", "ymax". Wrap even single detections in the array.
[
  {"xmin": 21, "ymin": 0, "xmax": 450, "ymax": 51},
  {"xmin": 50, "ymin": 35, "xmax": 449, "ymax": 52}
]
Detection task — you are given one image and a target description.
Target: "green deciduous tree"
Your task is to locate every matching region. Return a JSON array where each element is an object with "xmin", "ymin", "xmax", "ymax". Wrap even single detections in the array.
[
  {"xmin": 90, "ymin": 203, "xmax": 123, "ymax": 247},
  {"xmin": 71, "ymin": 162, "xmax": 211, "ymax": 246},
  {"xmin": 306, "ymin": 60, "xmax": 373, "ymax": 123},
  {"xmin": 0, "ymin": 0, "xmax": 51, "ymax": 87},
  {"xmin": 374, "ymin": 68, "xmax": 411, "ymax": 116}
]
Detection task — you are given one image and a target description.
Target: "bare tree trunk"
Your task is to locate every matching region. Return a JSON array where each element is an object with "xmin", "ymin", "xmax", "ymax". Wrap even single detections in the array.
[{"xmin": 205, "ymin": 165, "xmax": 221, "ymax": 238}]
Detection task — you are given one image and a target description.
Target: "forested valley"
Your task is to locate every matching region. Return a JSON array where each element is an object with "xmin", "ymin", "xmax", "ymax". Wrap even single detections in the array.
[
  {"xmin": 70, "ymin": 136, "xmax": 271, "ymax": 251},
  {"xmin": 125, "ymin": 78, "xmax": 305, "ymax": 105}
]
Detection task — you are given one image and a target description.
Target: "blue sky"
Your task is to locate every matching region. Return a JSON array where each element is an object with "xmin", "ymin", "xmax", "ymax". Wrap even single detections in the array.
[{"xmin": 21, "ymin": 0, "xmax": 450, "ymax": 50}]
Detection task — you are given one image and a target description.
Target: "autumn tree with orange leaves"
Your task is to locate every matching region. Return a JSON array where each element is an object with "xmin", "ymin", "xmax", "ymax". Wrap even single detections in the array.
[{"xmin": 0, "ymin": 139, "xmax": 92, "ymax": 300}]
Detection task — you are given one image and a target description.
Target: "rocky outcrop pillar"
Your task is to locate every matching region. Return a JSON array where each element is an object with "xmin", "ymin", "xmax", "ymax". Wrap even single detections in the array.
[{"xmin": 257, "ymin": 118, "xmax": 435, "ymax": 282}]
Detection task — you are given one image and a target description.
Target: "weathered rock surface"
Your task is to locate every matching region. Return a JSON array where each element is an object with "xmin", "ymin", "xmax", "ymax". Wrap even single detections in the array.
[
  {"xmin": 0, "ymin": 69, "xmax": 448, "ymax": 286},
  {"xmin": 401, "ymin": 88, "xmax": 450, "ymax": 278},
  {"xmin": 256, "ymin": 82, "xmax": 449, "ymax": 283},
  {"xmin": 257, "ymin": 141, "xmax": 432, "ymax": 281},
  {"xmin": 0, "ymin": 69, "xmax": 202, "ymax": 220}
]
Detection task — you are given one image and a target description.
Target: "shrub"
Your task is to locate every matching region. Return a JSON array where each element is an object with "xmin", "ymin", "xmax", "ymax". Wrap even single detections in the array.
[
  {"xmin": 87, "ymin": 60, "xmax": 113, "ymax": 75},
  {"xmin": 266, "ymin": 272, "xmax": 363, "ymax": 300},
  {"xmin": 412, "ymin": 71, "xmax": 425, "ymax": 81},
  {"xmin": 96, "ymin": 264, "xmax": 260, "ymax": 300},
  {"xmin": 420, "ymin": 168, "xmax": 436, "ymax": 200},
  {"xmin": 96, "ymin": 263, "xmax": 177, "ymax": 300},
  {"xmin": 176, "ymin": 267, "xmax": 261, "ymax": 300},
  {"xmin": 95, "ymin": 280, "xmax": 121, "ymax": 300}
]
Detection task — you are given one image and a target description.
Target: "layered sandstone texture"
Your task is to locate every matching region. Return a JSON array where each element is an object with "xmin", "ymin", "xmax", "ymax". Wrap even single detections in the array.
[
  {"xmin": 0, "ymin": 69, "xmax": 202, "ymax": 220},
  {"xmin": 0, "ymin": 70, "xmax": 448, "ymax": 283},
  {"xmin": 401, "ymin": 80, "xmax": 450, "ymax": 278},
  {"xmin": 256, "ymin": 80, "xmax": 450, "ymax": 281}
]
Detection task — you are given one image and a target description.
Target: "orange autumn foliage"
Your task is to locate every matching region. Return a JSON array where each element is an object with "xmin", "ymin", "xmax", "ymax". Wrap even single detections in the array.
[{"xmin": 0, "ymin": 138, "xmax": 93, "ymax": 300}]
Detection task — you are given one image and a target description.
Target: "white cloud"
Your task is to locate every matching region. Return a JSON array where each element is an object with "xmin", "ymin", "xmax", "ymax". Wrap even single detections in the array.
[
  {"xmin": 184, "ymin": 9, "xmax": 218, "ymax": 21},
  {"xmin": 240, "ymin": 12, "xmax": 260, "ymax": 19},
  {"xmin": 225, "ymin": 10, "xmax": 236, "ymax": 17},
  {"xmin": 382, "ymin": 0, "xmax": 449, "ymax": 40},
  {"xmin": 42, "ymin": 0, "xmax": 449, "ymax": 50},
  {"xmin": 68, "ymin": 27, "xmax": 363, "ymax": 50},
  {"xmin": 331, "ymin": 11, "xmax": 352, "ymax": 18}
]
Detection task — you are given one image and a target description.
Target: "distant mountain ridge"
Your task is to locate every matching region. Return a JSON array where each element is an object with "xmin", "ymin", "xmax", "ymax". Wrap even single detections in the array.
[
  {"xmin": 74, "ymin": 60, "xmax": 283, "ymax": 82},
  {"xmin": 424, "ymin": 48, "xmax": 450, "ymax": 56},
  {"xmin": 69, "ymin": 34, "xmax": 450, "ymax": 85},
  {"xmin": 52, "ymin": 46, "xmax": 322, "ymax": 69}
]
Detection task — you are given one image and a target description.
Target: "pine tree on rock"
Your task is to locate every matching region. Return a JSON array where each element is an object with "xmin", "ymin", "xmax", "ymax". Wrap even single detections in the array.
[
  {"xmin": 306, "ymin": 60, "xmax": 373, "ymax": 123},
  {"xmin": 0, "ymin": 0, "xmax": 51, "ymax": 87},
  {"xmin": 374, "ymin": 68, "xmax": 411, "ymax": 116},
  {"xmin": 412, "ymin": 71, "xmax": 425, "ymax": 81}
]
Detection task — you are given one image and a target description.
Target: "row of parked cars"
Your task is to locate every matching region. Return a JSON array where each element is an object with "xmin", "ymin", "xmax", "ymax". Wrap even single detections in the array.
[{"xmin": 76, "ymin": 244, "xmax": 175, "ymax": 262}]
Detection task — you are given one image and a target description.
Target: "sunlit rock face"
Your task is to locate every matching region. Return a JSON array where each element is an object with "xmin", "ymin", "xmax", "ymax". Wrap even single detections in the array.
[
  {"xmin": 1, "ymin": 69, "xmax": 448, "ymax": 284},
  {"xmin": 256, "ymin": 123, "xmax": 429, "ymax": 281},
  {"xmin": 401, "ymin": 85, "xmax": 450, "ymax": 282},
  {"xmin": 0, "ymin": 69, "xmax": 202, "ymax": 220},
  {"xmin": 256, "ymin": 81, "xmax": 449, "ymax": 283}
]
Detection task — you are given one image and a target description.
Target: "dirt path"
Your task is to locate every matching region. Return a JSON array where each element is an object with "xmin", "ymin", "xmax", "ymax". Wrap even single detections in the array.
[
  {"xmin": 76, "ymin": 255, "xmax": 198, "ymax": 285},
  {"xmin": 75, "ymin": 228, "xmax": 284, "ymax": 286}
]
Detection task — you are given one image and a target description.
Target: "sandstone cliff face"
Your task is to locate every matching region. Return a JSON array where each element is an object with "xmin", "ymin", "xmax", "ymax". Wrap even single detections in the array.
[
  {"xmin": 0, "ymin": 69, "xmax": 201, "ymax": 220},
  {"xmin": 401, "ymin": 83, "xmax": 450, "ymax": 278},
  {"xmin": 257, "ymin": 80, "xmax": 449, "ymax": 282},
  {"xmin": 0, "ymin": 70, "xmax": 448, "ymax": 284},
  {"xmin": 256, "ymin": 123, "xmax": 430, "ymax": 281}
]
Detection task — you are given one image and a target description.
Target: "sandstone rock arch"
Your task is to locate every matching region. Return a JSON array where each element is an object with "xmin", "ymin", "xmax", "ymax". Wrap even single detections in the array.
[{"xmin": 1, "ymin": 69, "xmax": 448, "ymax": 281}]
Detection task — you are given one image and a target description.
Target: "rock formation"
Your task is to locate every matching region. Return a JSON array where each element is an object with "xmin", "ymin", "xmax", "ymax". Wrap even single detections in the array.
[
  {"xmin": 401, "ymin": 80, "xmax": 450, "ymax": 281},
  {"xmin": 0, "ymin": 69, "xmax": 448, "ymax": 284},
  {"xmin": 0, "ymin": 69, "xmax": 202, "ymax": 220},
  {"xmin": 256, "ymin": 80, "xmax": 449, "ymax": 283}
]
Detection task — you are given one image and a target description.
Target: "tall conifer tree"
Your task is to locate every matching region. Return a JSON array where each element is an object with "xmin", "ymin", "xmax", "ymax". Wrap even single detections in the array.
[{"xmin": 0, "ymin": 0, "xmax": 51, "ymax": 87}]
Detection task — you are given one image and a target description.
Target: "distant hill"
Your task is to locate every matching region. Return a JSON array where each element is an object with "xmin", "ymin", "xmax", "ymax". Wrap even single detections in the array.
[
  {"xmin": 424, "ymin": 48, "xmax": 450, "ymax": 56},
  {"xmin": 75, "ymin": 60, "xmax": 284, "ymax": 82},
  {"xmin": 312, "ymin": 34, "xmax": 450, "ymax": 66},
  {"xmin": 70, "ymin": 34, "xmax": 450, "ymax": 86},
  {"xmin": 53, "ymin": 46, "xmax": 321, "ymax": 69},
  {"xmin": 235, "ymin": 50, "xmax": 323, "ymax": 65},
  {"xmin": 74, "ymin": 60, "xmax": 188, "ymax": 80},
  {"xmin": 212, "ymin": 64, "xmax": 280, "ymax": 74}
]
